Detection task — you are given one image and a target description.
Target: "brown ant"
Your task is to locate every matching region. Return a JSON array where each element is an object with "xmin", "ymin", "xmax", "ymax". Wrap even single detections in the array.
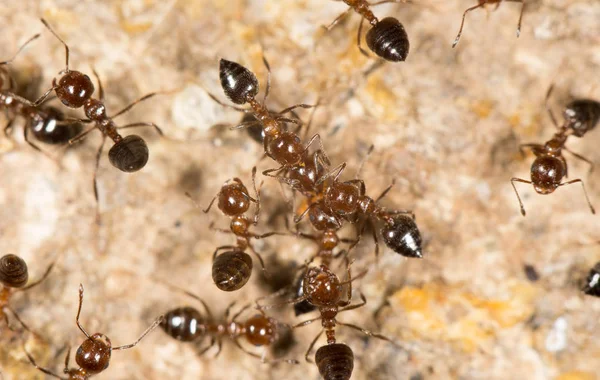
[
  {"xmin": 159, "ymin": 284, "xmax": 298, "ymax": 364},
  {"xmin": 511, "ymin": 86, "xmax": 597, "ymax": 216},
  {"xmin": 1, "ymin": 34, "xmax": 81, "ymax": 153},
  {"xmin": 200, "ymin": 167, "xmax": 287, "ymax": 291},
  {"xmin": 0, "ymin": 254, "xmax": 54, "ymax": 334},
  {"xmin": 323, "ymin": 0, "xmax": 410, "ymax": 62},
  {"xmin": 258, "ymin": 263, "xmax": 403, "ymax": 379},
  {"xmin": 452, "ymin": 0, "xmax": 525, "ymax": 48},
  {"xmin": 24, "ymin": 284, "xmax": 163, "ymax": 379}
]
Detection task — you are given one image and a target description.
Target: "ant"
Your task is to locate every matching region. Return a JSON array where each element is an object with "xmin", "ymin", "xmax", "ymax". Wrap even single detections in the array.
[
  {"xmin": 1, "ymin": 34, "xmax": 81, "ymax": 154},
  {"xmin": 323, "ymin": 0, "xmax": 410, "ymax": 62},
  {"xmin": 511, "ymin": 85, "xmax": 597, "ymax": 216},
  {"xmin": 258, "ymin": 263, "xmax": 402, "ymax": 379},
  {"xmin": 200, "ymin": 167, "xmax": 286, "ymax": 291},
  {"xmin": 452, "ymin": 0, "xmax": 525, "ymax": 48},
  {"xmin": 583, "ymin": 262, "xmax": 600, "ymax": 297},
  {"xmin": 0, "ymin": 254, "xmax": 54, "ymax": 333},
  {"xmin": 24, "ymin": 284, "xmax": 163, "ymax": 379},
  {"xmin": 32, "ymin": 19, "xmax": 166, "ymax": 208},
  {"xmin": 159, "ymin": 284, "xmax": 298, "ymax": 364}
]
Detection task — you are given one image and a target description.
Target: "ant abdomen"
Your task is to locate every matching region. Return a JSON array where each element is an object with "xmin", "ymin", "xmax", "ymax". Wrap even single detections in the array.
[
  {"xmin": 0, "ymin": 254, "xmax": 28, "ymax": 288},
  {"xmin": 381, "ymin": 215, "xmax": 423, "ymax": 258},
  {"xmin": 108, "ymin": 135, "xmax": 149, "ymax": 172},
  {"xmin": 219, "ymin": 59, "xmax": 259, "ymax": 105},
  {"xmin": 366, "ymin": 17, "xmax": 410, "ymax": 62},
  {"xmin": 212, "ymin": 250, "xmax": 253, "ymax": 291},
  {"xmin": 315, "ymin": 343, "xmax": 354, "ymax": 380},
  {"xmin": 54, "ymin": 70, "xmax": 95, "ymax": 108},
  {"xmin": 29, "ymin": 106, "xmax": 82, "ymax": 144},
  {"xmin": 530, "ymin": 156, "xmax": 565, "ymax": 194},
  {"xmin": 583, "ymin": 262, "xmax": 600, "ymax": 297},
  {"xmin": 563, "ymin": 99, "xmax": 600, "ymax": 137},
  {"xmin": 161, "ymin": 306, "xmax": 207, "ymax": 342},
  {"xmin": 75, "ymin": 333, "xmax": 112, "ymax": 374}
]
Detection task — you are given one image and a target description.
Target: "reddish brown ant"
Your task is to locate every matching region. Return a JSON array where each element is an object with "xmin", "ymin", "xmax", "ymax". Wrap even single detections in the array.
[
  {"xmin": 323, "ymin": 0, "xmax": 410, "ymax": 62},
  {"xmin": 258, "ymin": 263, "xmax": 403, "ymax": 379},
  {"xmin": 0, "ymin": 254, "xmax": 54, "ymax": 334},
  {"xmin": 0, "ymin": 34, "xmax": 82, "ymax": 154},
  {"xmin": 200, "ymin": 167, "xmax": 287, "ymax": 291},
  {"xmin": 24, "ymin": 284, "xmax": 163, "ymax": 379},
  {"xmin": 159, "ymin": 284, "xmax": 298, "ymax": 364},
  {"xmin": 452, "ymin": 0, "xmax": 525, "ymax": 48},
  {"xmin": 511, "ymin": 86, "xmax": 597, "ymax": 216}
]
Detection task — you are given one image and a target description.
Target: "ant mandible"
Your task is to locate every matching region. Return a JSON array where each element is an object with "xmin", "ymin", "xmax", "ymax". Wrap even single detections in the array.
[
  {"xmin": 159, "ymin": 284, "xmax": 298, "ymax": 364},
  {"xmin": 511, "ymin": 85, "xmax": 597, "ymax": 216},
  {"xmin": 452, "ymin": 0, "xmax": 525, "ymax": 48},
  {"xmin": 0, "ymin": 34, "xmax": 81, "ymax": 154},
  {"xmin": 24, "ymin": 284, "xmax": 163, "ymax": 379},
  {"xmin": 323, "ymin": 0, "xmax": 410, "ymax": 62}
]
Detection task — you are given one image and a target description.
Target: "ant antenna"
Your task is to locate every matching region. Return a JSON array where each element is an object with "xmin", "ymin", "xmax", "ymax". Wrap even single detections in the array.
[
  {"xmin": 40, "ymin": 18, "xmax": 70, "ymax": 73},
  {"xmin": 76, "ymin": 284, "xmax": 92, "ymax": 340},
  {"xmin": 112, "ymin": 315, "xmax": 164, "ymax": 350},
  {"xmin": 0, "ymin": 33, "xmax": 41, "ymax": 66}
]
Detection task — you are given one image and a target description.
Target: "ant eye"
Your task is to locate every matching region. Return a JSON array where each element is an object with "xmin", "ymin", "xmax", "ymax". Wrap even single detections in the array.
[
  {"xmin": 108, "ymin": 135, "xmax": 149, "ymax": 172},
  {"xmin": 0, "ymin": 254, "xmax": 28, "ymax": 288},
  {"xmin": 366, "ymin": 17, "xmax": 410, "ymax": 62}
]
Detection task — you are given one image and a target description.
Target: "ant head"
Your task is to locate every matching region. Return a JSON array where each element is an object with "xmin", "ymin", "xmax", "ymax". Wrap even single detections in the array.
[
  {"xmin": 583, "ymin": 262, "xmax": 600, "ymax": 297},
  {"xmin": 108, "ymin": 135, "xmax": 149, "ymax": 172},
  {"xmin": 75, "ymin": 333, "xmax": 112, "ymax": 374},
  {"xmin": 160, "ymin": 306, "xmax": 207, "ymax": 342},
  {"xmin": 30, "ymin": 106, "xmax": 82, "ymax": 144},
  {"xmin": 366, "ymin": 17, "xmax": 410, "ymax": 62},
  {"xmin": 381, "ymin": 215, "xmax": 423, "ymax": 258},
  {"xmin": 315, "ymin": 343, "xmax": 354, "ymax": 380},
  {"xmin": 212, "ymin": 250, "xmax": 253, "ymax": 292},
  {"xmin": 324, "ymin": 182, "xmax": 360, "ymax": 216},
  {"xmin": 309, "ymin": 202, "xmax": 342, "ymax": 231},
  {"xmin": 219, "ymin": 59, "xmax": 259, "ymax": 105},
  {"xmin": 244, "ymin": 314, "xmax": 277, "ymax": 346},
  {"xmin": 563, "ymin": 99, "xmax": 600, "ymax": 137},
  {"xmin": 530, "ymin": 156, "xmax": 565, "ymax": 194},
  {"xmin": 218, "ymin": 182, "xmax": 251, "ymax": 216},
  {"xmin": 303, "ymin": 265, "xmax": 341, "ymax": 307},
  {"xmin": 54, "ymin": 70, "xmax": 95, "ymax": 108},
  {"xmin": 0, "ymin": 254, "xmax": 28, "ymax": 288}
]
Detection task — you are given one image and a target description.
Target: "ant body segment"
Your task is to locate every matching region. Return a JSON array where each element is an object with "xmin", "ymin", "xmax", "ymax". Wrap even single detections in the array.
[
  {"xmin": 323, "ymin": 0, "xmax": 410, "ymax": 62},
  {"xmin": 0, "ymin": 34, "xmax": 82, "ymax": 153},
  {"xmin": 583, "ymin": 262, "xmax": 600, "ymax": 297},
  {"xmin": 24, "ymin": 284, "xmax": 163, "ymax": 379},
  {"xmin": 0, "ymin": 254, "xmax": 54, "ymax": 333},
  {"xmin": 159, "ymin": 286, "xmax": 298, "ymax": 364},
  {"xmin": 452, "ymin": 0, "xmax": 525, "ymax": 48},
  {"xmin": 202, "ymin": 167, "xmax": 284, "ymax": 291},
  {"xmin": 511, "ymin": 86, "xmax": 597, "ymax": 216},
  {"xmin": 259, "ymin": 263, "xmax": 401, "ymax": 380}
]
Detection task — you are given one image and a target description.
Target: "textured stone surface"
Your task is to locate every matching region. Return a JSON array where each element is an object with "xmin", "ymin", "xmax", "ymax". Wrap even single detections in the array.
[{"xmin": 1, "ymin": 1, "xmax": 600, "ymax": 379}]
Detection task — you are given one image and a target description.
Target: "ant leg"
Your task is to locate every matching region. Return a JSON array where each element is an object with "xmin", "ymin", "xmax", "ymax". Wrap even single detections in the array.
[
  {"xmin": 339, "ymin": 293, "xmax": 367, "ymax": 313},
  {"xmin": 20, "ymin": 261, "xmax": 56, "ymax": 290},
  {"xmin": 293, "ymin": 201, "xmax": 316, "ymax": 224},
  {"xmin": 304, "ymin": 330, "xmax": 324, "ymax": 363},
  {"xmin": 202, "ymin": 193, "xmax": 219, "ymax": 213},
  {"xmin": 208, "ymin": 221, "xmax": 232, "ymax": 235},
  {"xmin": 346, "ymin": 179, "xmax": 367, "ymax": 197},
  {"xmin": 316, "ymin": 162, "xmax": 347, "ymax": 186},
  {"xmin": 355, "ymin": 145, "xmax": 375, "ymax": 179},
  {"xmin": 155, "ymin": 278, "xmax": 215, "ymax": 321},
  {"xmin": 505, "ymin": 0, "xmax": 526, "ymax": 37},
  {"xmin": 256, "ymin": 294, "xmax": 308, "ymax": 311},
  {"xmin": 559, "ymin": 179, "xmax": 596, "ymax": 214},
  {"xmin": 511, "ymin": 177, "xmax": 531, "ymax": 216},
  {"xmin": 231, "ymin": 303, "xmax": 253, "ymax": 322},
  {"xmin": 90, "ymin": 68, "xmax": 105, "ymax": 102},
  {"xmin": 32, "ymin": 86, "xmax": 57, "ymax": 107},
  {"xmin": 277, "ymin": 103, "xmax": 316, "ymax": 116},
  {"xmin": 67, "ymin": 125, "xmax": 98, "ymax": 146},
  {"xmin": 93, "ymin": 136, "xmax": 107, "ymax": 225},
  {"xmin": 248, "ymin": 243, "xmax": 269, "ymax": 277},
  {"xmin": 224, "ymin": 300, "xmax": 238, "ymax": 320},
  {"xmin": 23, "ymin": 345, "xmax": 67, "ymax": 379},
  {"xmin": 229, "ymin": 121, "xmax": 261, "ymax": 131},
  {"xmin": 357, "ymin": 18, "xmax": 372, "ymax": 58},
  {"xmin": 252, "ymin": 231, "xmax": 290, "ymax": 239},
  {"xmin": 232, "ymin": 338, "xmax": 263, "ymax": 360},
  {"xmin": 321, "ymin": 8, "xmax": 352, "ymax": 33},
  {"xmin": 111, "ymin": 92, "xmax": 169, "ymax": 119},
  {"xmin": 564, "ymin": 147, "xmax": 594, "ymax": 174},
  {"xmin": 263, "ymin": 167, "xmax": 300, "ymax": 188},
  {"xmin": 212, "ymin": 246, "xmax": 238, "ymax": 260},
  {"xmin": 338, "ymin": 322, "xmax": 401, "ymax": 348},
  {"xmin": 112, "ymin": 315, "xmax": 164, "ymax": 350},
  {"xmin": 293, "ymin": 316, "xmax": 321, "ymax": 329},
  {"xmin": 76, "ymin": 284, "xmax": 92, "ymax": 339},
  {"xmin": 518, "ymin": 143, "xmax": 544, "ymax": 158},
  {"xmin": 63, "ymin": 345, "xmax": 71, "ymax": 372},
  {"xmin": 23, "ymin": 126, "xmax": 56, "ymax": 161},
  {"xmin": 205, "ymin": 91, "xmax": 248, "ymax": 113},
  {"xmin": 544, "ymin": 84, "xmax": 559, "ymax": 128},
  {"xmin": 3, "ymin": 116, "xmax": 15, "ymax": 139},
  {"xmin": 250, "ymin": 166, "xmax": 262, "ymax": 224},
  {"xmin": 4, "ymin": 306, "xmax": 38, "ymax": 337},
  {"xmin": 370, "ymin": 219, "xmax": 381, "ymax": 261},
  {"xmin": 262, "ymin": 55, "xmax": 271, "ymax": 106},
  {"xmin": 116, "ymin": 122, "xmax": 164, "ymax": 136},
  {"xmin": 214, "ymin": 339, "xmax": 223, "ymax": 357},
  {"xmin": 452, "ymin": 3, "xmax": 486, "ymax": 48},
  {"xmin": 369, "ymin": 0, "xmax": 411, "ymax": 5},
  {"xmin": 197, "ymin": 337, "xmax": 216, "ymax": 355}
]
